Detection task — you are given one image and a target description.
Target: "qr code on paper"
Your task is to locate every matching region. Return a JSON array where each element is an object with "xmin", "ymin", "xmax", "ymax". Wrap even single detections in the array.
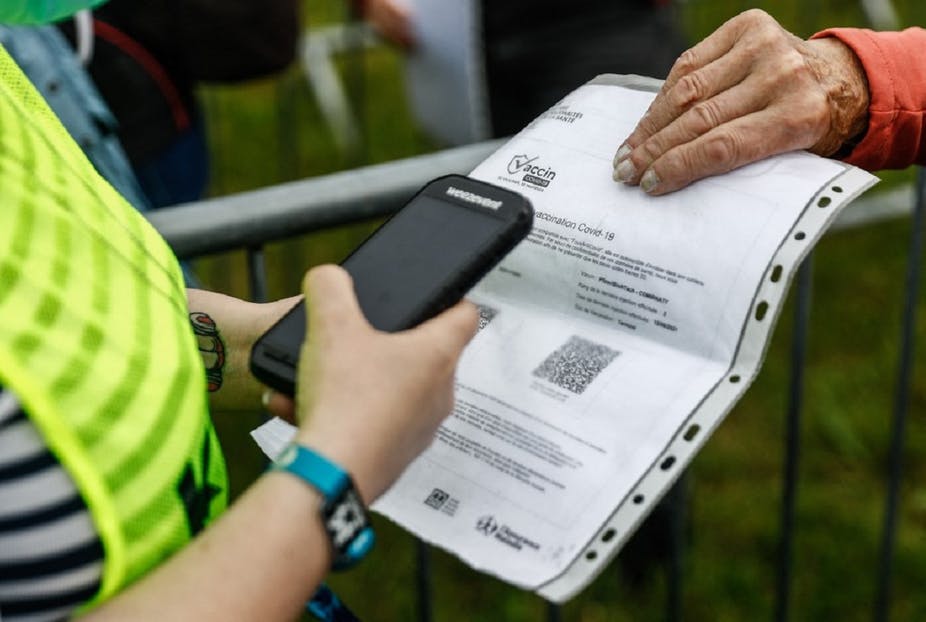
[
  {"xmin": 532, "ymin": 336, "xmax": 619, "ymax": 394},
  {"xmin": 477, "ymin": 304, "xmax": 499, "ymax": 331}
]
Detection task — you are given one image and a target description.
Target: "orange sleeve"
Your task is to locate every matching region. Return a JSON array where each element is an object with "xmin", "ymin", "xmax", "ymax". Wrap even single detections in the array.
[{"xmin": 812, "ymin": 27, "xmax": 926, "ymax": 171}]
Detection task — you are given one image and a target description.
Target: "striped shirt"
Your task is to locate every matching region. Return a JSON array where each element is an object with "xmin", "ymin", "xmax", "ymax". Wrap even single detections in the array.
[{"xmin": 0, "ymin": 386, "xmax": 103, "ymax": 621}]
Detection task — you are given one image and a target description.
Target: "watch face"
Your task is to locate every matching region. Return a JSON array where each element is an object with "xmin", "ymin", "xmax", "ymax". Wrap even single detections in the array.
[{"xmin": 327, "ymin": 489, "xmax": 368, "ymax": 549}]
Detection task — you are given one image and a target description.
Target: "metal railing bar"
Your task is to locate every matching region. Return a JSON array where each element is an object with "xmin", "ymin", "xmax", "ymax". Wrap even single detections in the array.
[
  {"xmin": 859, "ymin": 0, "xmax": 900, "ymax": 30},
  {"xmin": 831, "ymin": 184, "xmax": 916, "ymax": 232},
  {"xmin": 147, "ymin": 144, "xmax": 913, "ymax": 261},
  {"xmin": 667, "ymin": 473, "xmax": 689, "ymax": 622},
  {"xmin": 247, "ymin": 246, "xmax": 268, "ymax": 303},
  {"xmin": 773, "ymin": 255, "xmax": 814, "ymax": 622},
  {"xmin": 148, "ymin": 140, "xmax": 502, "ymax": 259},
  {"xmin": 416, "ymin": 539, "xmax": 433, "ymax": 622},
  {"xmin": 873, "ymin": 168, "xmax": 926, "ymax": 622}
]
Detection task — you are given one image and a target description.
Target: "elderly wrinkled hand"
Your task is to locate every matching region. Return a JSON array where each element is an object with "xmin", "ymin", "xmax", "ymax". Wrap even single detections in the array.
[{"xmin": 612, "ymin": 9, "xmax": 869, "ymax": 196}]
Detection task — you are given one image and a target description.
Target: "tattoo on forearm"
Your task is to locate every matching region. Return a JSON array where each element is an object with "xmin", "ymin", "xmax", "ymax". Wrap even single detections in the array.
[{"xmin": 190, "ymin": 312, "xmax": 226, "ymax": 392}]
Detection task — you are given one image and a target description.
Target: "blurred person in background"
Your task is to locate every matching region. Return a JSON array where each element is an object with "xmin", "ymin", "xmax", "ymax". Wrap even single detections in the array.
[
  {"xmin": 55, "ymin": 0, "xmax": 301, "ymax": 207},
  {"xmin": 612, "ymin": 9, "xmax": 926, "ymax": 194},
  {"xmin": 0, "ymin": 20, "xmax": 150, "ymax": 211},
  {"xmin": 1, "ymin": 0, "xmax": 300, "ymax": 286},
  {"xmin": 359, "ymin": 0, "xmax": 688, "ymax": 138},
  {"xmin": 2, "ymin": 0, "xmax": 300, "ymax": 210}
]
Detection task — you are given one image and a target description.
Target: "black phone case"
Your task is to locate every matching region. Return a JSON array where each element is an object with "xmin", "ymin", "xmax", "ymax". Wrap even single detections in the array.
[{"xmin": 250, "ymin": 174, "xmax": 534, "ymax": 396}]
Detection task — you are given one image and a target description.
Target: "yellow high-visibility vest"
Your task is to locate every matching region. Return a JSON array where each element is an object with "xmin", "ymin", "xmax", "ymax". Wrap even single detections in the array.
[{"xmin": 0, "ymin": 45, "xmax": 226, "ymax": 608}]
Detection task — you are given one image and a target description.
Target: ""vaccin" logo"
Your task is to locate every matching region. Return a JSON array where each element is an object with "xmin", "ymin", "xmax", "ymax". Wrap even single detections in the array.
[{"xmin": 506, "ymin": 154, "xmax": 557, "ymax": 190}]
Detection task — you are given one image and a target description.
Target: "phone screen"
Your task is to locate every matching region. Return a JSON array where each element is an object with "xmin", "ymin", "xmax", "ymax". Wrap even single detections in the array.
[
  {"xmin": 251, "ymin": 174, "xmax": 533, "ymax": 395},
  {"xmin": 345, "ymin": 193, "xmax": 505, "ymax": 331}
]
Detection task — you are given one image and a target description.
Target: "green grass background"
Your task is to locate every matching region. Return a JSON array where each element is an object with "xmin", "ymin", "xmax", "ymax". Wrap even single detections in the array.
[{"xmin": 197, "ymin": 2, "xmax": 926, "ymax": 620}]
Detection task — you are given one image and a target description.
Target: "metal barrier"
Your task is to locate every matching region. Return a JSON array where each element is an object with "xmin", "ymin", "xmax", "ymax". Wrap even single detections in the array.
[
  {"xmin": 146, "ymin": 148, "xmax": 924, "ymax": 622},
  {"xmin": 146, "ymin": 146, "xmax": 916, "ymax": 260},
  {"xmin": 147, "ymin": 141, "xmax": 501, "ymax": 260}
]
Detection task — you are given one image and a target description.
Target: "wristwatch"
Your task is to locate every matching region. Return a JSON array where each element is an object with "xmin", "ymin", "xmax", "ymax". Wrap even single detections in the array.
[{"xmin": 273, "ymin": 443, "xmax": 375, "ymax": 570}]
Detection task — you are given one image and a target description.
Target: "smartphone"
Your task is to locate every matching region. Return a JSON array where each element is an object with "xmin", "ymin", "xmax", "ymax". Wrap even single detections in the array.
[{"xmin": 250, "ymin": 174, "xmax": 534, "ymax": 395}]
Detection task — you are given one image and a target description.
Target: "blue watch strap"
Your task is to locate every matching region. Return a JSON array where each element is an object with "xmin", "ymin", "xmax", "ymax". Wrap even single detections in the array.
[
  {"xmin": 275, "ymin": 444, "xmax": 349, "ymax": 501},
  {"xmin": 272, "ymin": 443, "xmax": 375, "ymax": 571},
  {"xmin": 307, "ymin": 583, "xmax": 361, "ymax": 622}
]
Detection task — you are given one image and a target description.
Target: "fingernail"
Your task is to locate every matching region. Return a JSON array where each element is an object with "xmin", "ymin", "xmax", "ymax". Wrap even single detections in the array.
[
  {"xmin": 614, "ymin": 158, "xmax": 637, "ymax": 183},
  {"xmin": 641, "ymin": 168, "xmax": 661, "ymax": 194},
  {"xmin": 261, "ymin": 389, "xmax": 272, "ymax": 408},
  {"xmin": 613, "ymin": 143, "xmax": 632, "ymax": 167}
]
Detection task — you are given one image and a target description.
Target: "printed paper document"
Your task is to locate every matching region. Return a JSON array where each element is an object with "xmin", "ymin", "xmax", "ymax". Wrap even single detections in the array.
[{"xmin": 253, "ymin": 76, "xmax": 876, "ymax": 601}]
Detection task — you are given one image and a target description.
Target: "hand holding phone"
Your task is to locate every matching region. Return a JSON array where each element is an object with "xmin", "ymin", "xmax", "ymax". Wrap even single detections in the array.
[
  {"xmin": 291, "ymin": 264, "xmax": 479, "ymax": 503},
  {"xmin": 250, "ymin": 174, "xmax": 534, "ymax": 395}
]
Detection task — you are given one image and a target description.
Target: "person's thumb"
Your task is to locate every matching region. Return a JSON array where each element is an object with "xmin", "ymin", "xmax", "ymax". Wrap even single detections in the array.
[{"xmin": 302, "ymin": 265, "xmax": 367, "ymax": 339}]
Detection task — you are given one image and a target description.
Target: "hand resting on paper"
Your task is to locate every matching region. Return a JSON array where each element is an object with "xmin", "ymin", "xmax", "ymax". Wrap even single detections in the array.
[{"xmin": 612, "ymin": 9, "xmax": 869, "ymax": 195}]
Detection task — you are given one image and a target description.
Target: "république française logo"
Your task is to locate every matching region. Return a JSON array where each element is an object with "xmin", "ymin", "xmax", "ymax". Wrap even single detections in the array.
[
  {"xmin": 476, "ymin": 515, "xmax": 498, "ymax": 536},
  {"xmin": 474, "ymin": 514, "xmax": 541, "ymax": 552}
]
